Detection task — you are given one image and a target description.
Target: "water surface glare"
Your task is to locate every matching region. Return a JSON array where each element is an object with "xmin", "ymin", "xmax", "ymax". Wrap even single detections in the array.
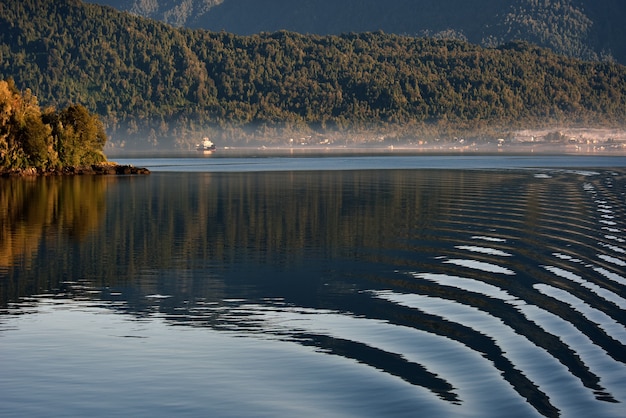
[{"xmin": 1, "ymin": 156, "xmax": 625, "ymax": 417}]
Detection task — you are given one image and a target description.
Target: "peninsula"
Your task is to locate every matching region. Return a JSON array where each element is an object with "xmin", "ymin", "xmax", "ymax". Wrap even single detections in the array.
[{"xmin": 0, "ymin": 79, "xmax": 148, "ymax": 176}]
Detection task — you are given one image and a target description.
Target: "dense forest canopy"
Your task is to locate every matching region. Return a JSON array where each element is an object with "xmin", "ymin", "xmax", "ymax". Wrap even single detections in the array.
[
  {"xmin": 0, "ymin": 78, "xmax": 107, "ymax": 171},
  {"xmin": 2, "ymin": 0, "xmax": 626, "ymax": 149},
  {"xmin": 90, "ymin": 0, "xmax": 626, "ymax": 65}
]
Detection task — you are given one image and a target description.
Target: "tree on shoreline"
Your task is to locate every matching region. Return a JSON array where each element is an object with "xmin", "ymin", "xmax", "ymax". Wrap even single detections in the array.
[{"xmin": 0, "ymin": 79, "xmax": 107, "ymax": 171}]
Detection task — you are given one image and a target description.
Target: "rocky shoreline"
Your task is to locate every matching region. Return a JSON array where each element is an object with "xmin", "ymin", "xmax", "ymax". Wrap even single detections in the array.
[{"xmin": 1, "ymin": 163, "xmax": 150, "ymax": 177}]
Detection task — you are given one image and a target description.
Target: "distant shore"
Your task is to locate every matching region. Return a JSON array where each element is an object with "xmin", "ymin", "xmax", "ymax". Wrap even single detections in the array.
[
  {"xmin": 0, "ymin": 162, "xmax": 150, "ymax": 177},
  {"xmin": 104, "ymin": 127, "xmax": 626, "ymax": 157},
  {"xmin": 106, "ymin": 141, "xmax": 626, "ymax": 159}
]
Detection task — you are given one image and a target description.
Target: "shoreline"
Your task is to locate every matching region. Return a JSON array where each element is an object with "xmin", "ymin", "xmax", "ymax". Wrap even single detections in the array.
[
  {"xmin": 106, "ymin": 141, "xmax": 626, "ymax": 158},
  {"xmin": 0, "ymin": 162, "xmax": 150, "ymax": 177}
]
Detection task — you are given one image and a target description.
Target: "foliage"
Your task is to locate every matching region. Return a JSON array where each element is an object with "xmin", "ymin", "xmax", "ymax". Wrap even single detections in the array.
[
  {"xmin": 0, "ymin": 78, "xmax": 107, "ymax": 171},
  {"xmin": 93, "ymin": 0, "xmax": 626, "ymax": 65},
  {"xmin": 2, "ymin": 0, "xmax": 626, "ymax": 149}
]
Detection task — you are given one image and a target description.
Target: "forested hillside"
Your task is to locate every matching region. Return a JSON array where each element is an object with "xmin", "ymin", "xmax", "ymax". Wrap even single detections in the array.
[
  {"xmin": 90, "ymin": 0, "xmax": 626, "ymax": 65},
  {"xmin": 2, "ymin": 0, "xmax": 626, "ymax": 149}
]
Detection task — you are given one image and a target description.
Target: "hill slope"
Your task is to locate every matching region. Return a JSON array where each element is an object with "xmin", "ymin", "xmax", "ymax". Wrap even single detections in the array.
[
  {"xmin": 2, "ymin": 0, "xmax": 626, "ymax": 150},
  {"xmin": 89, "ymin": 0, "xmax": 626, "ymax": 64}
]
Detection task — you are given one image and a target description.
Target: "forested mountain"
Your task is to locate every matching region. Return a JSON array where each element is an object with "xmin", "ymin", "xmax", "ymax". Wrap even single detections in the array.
[
  {"xmin": 89, "ymin": 0, "xmax": 626, "ymax": 65},
  {"xmin": 2, "ymin": 0, "xmax": 626, "ymax": 150}
]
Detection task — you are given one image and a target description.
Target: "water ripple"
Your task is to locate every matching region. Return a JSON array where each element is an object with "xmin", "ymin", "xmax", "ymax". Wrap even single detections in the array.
[
  {"xmin": 3, "ymin": 166, "xmax": 626, "ymax": 418},
  {"xmin": 444, "ymin": 259, "xmax": 517, "ymax": 275}
]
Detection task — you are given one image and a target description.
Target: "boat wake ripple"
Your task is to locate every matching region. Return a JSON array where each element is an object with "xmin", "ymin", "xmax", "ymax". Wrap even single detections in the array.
[
  {"xmin": 179, "ymin": 169, "xmax": 626, "ymax": 418},
  {"xmin": 5, "ymin": 167, "xmax": 624, "ymax": 418}
]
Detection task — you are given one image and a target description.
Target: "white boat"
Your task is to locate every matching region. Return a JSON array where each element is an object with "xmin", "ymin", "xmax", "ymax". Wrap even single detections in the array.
[{"xmin": 197, "ymin": 137, "xmax": 216, "ymax": 153}]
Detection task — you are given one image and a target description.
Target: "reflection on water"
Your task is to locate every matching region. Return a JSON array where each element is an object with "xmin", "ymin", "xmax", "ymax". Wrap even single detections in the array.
[
  {"xmin": 1, "ymin": 166, "xmax": 625, "ymax": 417},
  {"xmin": 0, "ymin": 176, "xmax": 108, "ymax": 277}
]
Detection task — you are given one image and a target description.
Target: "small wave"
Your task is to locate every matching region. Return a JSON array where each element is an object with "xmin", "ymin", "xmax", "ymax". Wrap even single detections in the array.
[
  {"xmin": 593, "ymin": 267, "xmax": 626, "ymax": 286},
  {"xmin": 455, "ymin": 245, "xmax": 512, "ymax": 257},
  {"xmin": 597, "ymin": 254, "xmax": 626, "ymax": 267},
  {"xmin": 542, "ymin": 265, "xmax": 626, "ymax": 307},
  {"xmin": 444, "ymin": 259, "xmax": 516, "ymax": 275},
  {"xmin": 407, "ymin": 271, "xmax": 516, "ymax": 301},
  {"xmin": 471, "ymin": 235, "xmax": 507, "ymax": 243},
  {"xmin": 553, "ymin": 253, "xmax": 584, "ymax": 263},
  {"xmin": 533, "ymin": 283, "xmax": 626, "ymax": 342},
  {"xmin": 602, "ymin": 232, "xmax": 626, "ymax": 242},
  {"xmin": 599, "ymin": 242, "xmax": 626, "ymax": 253}
]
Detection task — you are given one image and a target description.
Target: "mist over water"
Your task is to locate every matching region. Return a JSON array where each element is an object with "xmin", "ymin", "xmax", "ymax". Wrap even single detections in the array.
[{"xmin": 1, "ymin": 155, "xmax": 625, "ymax": 417}]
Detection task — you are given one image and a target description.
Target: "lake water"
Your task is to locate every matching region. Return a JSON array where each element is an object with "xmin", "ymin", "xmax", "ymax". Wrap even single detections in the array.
[{"xmin": 1, "ymin": 154, "xmax": 625, "ymax": 417}]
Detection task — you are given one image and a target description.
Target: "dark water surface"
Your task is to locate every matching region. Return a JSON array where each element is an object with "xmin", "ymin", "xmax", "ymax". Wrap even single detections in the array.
[{"xmin": 1, "ymin": 156, "xmax": 625, "ymax": 417}]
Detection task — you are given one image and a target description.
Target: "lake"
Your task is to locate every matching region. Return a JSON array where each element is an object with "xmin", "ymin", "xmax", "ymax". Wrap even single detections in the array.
[{"xmin": 1, "ymin": 154, "xmax": 625, "ymax": 417}]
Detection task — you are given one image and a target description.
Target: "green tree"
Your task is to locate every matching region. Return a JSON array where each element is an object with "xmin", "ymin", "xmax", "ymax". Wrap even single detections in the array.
[
  {"xmin": 55, "ymin": 104, "xmax": 107, "ymax": 166},
  {"xmin": 18, "ymin": 113, "xmax": 52, "ymax": 168},
  {"xmin": 1, "ymin": 79, "xmax": 108, "ymax": 171}
]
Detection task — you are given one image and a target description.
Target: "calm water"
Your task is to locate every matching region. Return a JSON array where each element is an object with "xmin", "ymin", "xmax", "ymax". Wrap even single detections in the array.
[{"xmin": 1, "ymin": 155, "xmax": 625, "ymax": 417}]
